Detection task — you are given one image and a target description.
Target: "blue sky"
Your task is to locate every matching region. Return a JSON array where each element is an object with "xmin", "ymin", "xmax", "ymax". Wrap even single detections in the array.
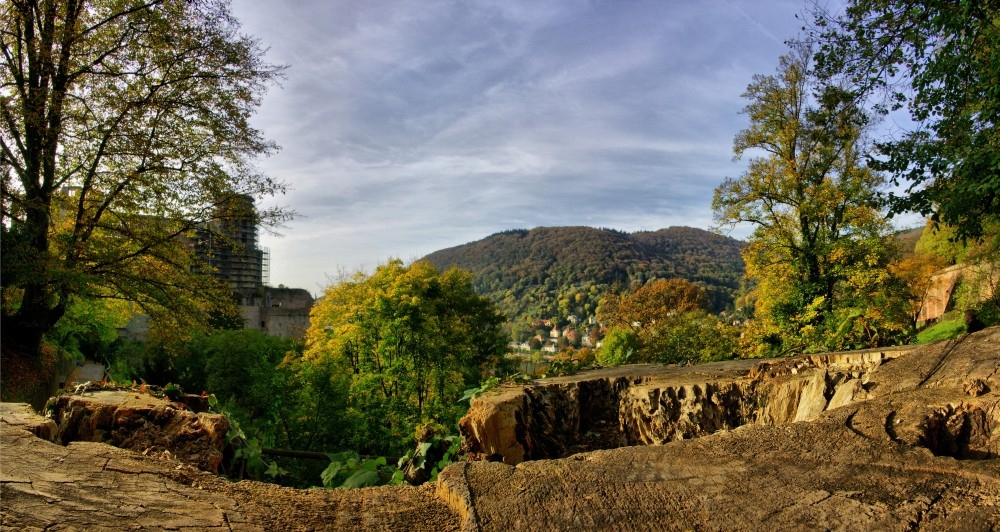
[{"xmin": 229, "ymin": 0, "xmax": 821, "ymax": 293}]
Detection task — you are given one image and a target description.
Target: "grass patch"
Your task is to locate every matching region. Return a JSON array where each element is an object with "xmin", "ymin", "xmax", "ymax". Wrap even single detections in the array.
[{"xmin": 915, "ymin": 318, "xmax": 966, "ymax": 344}]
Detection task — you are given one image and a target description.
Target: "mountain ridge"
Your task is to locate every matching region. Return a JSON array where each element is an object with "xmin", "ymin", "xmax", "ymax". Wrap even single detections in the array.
[{"xmin": 422, "ymin": 226, "xmax": 745, "ymax": 330}]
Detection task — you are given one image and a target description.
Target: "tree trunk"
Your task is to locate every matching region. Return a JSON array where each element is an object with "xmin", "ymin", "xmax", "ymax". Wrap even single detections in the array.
[{"xmin": 6, "ymin": 206, "xmax": 65, "ymax": 356}]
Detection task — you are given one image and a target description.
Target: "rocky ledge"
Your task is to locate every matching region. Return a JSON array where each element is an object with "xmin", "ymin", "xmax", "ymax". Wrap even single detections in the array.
[
  {"xmin": 458, "ymin": 345, "xmax": 928, "ymax": 464},
  {"xmin": 2, "ymin": 328, "xmax": 998, "ymax": 530},
  {"xmin": 43, "ymin": 388, "xmax": 229, "ymax": 472}
]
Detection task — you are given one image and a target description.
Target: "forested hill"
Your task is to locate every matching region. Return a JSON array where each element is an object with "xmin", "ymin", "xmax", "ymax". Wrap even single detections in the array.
[{"xmin": 422, "ymin": 226, "xmax": 745, "ymax": 326}]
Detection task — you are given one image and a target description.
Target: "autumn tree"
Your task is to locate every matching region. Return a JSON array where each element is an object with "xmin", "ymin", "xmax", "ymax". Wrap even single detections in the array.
[
  {"xmin": 1, "ymin": 0, "xmax": 286, "ymax": 357},
  {"xmin": 595, "ymin": 277, "xmax": 736, "ymax": 364},
  {"xmin": 888, "ymin": 248, "xmax": 944, "ymax": 330},
  {"xmin": 597, "ymin": 277, "xmax": 708, "ymax": 335},
  {"xmin": 713, "ymin": 44, "xmax": 907, "ymax": 355},
  {"xmin": 812, "ymin": 1, "xmax": 1000, "ymax": 242},
  {"xmin": 304, "ymin": 260, "xmax": 509, "ymax": 455}
]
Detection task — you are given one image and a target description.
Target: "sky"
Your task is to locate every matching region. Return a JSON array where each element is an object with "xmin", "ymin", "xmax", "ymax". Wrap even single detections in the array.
[{"xmin": 227, "ymin": 0, "xmax": 826, "ymax": 294}]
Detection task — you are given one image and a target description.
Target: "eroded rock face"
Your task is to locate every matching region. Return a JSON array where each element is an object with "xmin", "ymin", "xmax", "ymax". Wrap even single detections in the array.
[
  {"xmin": 441, "ymin": 329, "xmax": 1000, "ymax": 531},
  {"xmin": 0, "ymin": 402, "xmax": 57, "ymax": 441},
  {"xmin": 0, "ymin": 421, "xmax": 458, "ymax": 531},
  {"xmin": 45, "ymin": 389, "xmax": 229, "ymax": 472},
  {"xmin": 460, "ymin": 331, "xmax": 1000, "ymax": 465}
]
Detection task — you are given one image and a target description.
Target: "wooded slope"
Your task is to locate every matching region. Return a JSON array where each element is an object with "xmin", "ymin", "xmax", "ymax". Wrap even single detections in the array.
[{"xmin": 423, "ymin": 226, "xmax": 744, "ymax": 324}]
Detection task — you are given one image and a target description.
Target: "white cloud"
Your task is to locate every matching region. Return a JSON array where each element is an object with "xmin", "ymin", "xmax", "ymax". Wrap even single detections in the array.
[{"xmin": 231, "ymin": 0, "xmax": 807, "ymax": 289}]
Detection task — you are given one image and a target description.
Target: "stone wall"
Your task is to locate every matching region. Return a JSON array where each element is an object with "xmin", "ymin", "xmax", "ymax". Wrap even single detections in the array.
[
  {"xmin": 241, "ymin": 305, "xmax": 311, "ymax": 339},
  {"xmin": 918, "ymin": 262, "xmax": 999, "ymax": 323},
  {"xmin": 240, "ymin": 286, "xmax": 314, "ymax": 340}
]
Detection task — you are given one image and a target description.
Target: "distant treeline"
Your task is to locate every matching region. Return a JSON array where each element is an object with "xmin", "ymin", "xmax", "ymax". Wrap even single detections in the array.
[{"xmin": 423, "ymin": 226, "xmax": 745, "ymax": 326}]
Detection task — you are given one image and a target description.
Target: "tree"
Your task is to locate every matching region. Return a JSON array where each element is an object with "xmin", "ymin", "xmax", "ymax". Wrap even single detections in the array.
[
  {"xmin": 597, "ymin": 277, "xmax": 708, "ymax": 335},
  {"xmin": 595, "ymin": 327, "xmax": 639, "ymax": 367},
  {"xmin": 713, "ymin": 44, "xmax": 903, "ymax": 354},
  {"xmin": 813, "ymin": 1, "xmax": 1000, "ymax": 241},
  {"xmin": 594, "ymin": 278, "xmax": 736, "ymax": 364},
  {"xmin": 1, "ymin": 0, "xmax": 286, "ymax": 357},
  {"xmin": 643, "ymin": 311, "xmax": 739, "ymax": 364},
  {"xmin": 304, "ymin": 260, "xmax": 509, "ymax": 455}
]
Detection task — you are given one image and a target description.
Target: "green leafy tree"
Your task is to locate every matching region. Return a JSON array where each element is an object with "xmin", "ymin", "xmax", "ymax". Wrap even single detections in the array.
[
  {"xmin": 813, "ymin": 1, "xmax": 1000, "ymax": 241},
  {"xmin": 48, "ymin": 294, "xmax": 129, "ymax": 361},
  {"xmin": 643, "ymin": 311, "xmax": 739, "ymax": 364},
  {"xmin": 595, "ymin": 327, "xmax": 639, "ymax": 367},
  {"xmin": 0, "ymin": 0, "xmax": 286, "ymax": 357},
  {"xmin": 304, "ymin": 259, "xmax": 509, "ymax": 456},
  {"xmin": 713, "ymin": 44, "xmax": 905, "ymax": 355}
]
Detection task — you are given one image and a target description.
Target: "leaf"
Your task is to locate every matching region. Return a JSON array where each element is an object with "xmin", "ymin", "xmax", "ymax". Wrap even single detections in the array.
[
  {"xmin": 416, "ymin": 442, "xmax": 433, "ymax": 457},
  {"xmin": 362, "ymin": 456, "xmax": 386, "ymax": 471},
  {"xmin": 326, "ymin": 451, "xmax": 359, "ymax": 464},
  {"xmin": 340, "ymin": 470, "xmax": 380, "ymax": 489},
  {"xmin": 320, "ymin": 462, "xmax": 344, "ymax": 489},
  {"xmin": 458, "ymin": 387, "xmax": 480, "ymax": 404},
  {"xmin": 397, "ymin": 450, "xmax": 413, "ymax": 469}
]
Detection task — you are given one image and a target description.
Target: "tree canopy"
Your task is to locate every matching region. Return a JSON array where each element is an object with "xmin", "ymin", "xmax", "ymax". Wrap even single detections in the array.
[
  {"xmin": 304, "ymin": 260, "xmax": 509, "ymax": 455},
  {"xmin": 597, "ymin": 277, "xmax": 708, "ymax": 335},
  {"xmin": 714, "ymin": 45, "xmax": 909, "ymax": 354},
  {"xmin": 1, "ymin": 0, "xmax": 286, "ymax": 355},
  {"xmin": 813, "ymin": 0, "xmax": 1000, "ymax": 241}
]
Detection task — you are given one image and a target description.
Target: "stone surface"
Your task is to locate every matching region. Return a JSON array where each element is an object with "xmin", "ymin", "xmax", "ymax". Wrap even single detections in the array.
[
  {"xmin": 0, "ymin": 402, "xmax": 57, "ymax": 442},
  {"xmin": 46, "ymin": 389, "xmax": 230, "ymax": 472},
  {"xmin": 442, "ymin": 328, "xmax": 1000, "ymax": 530},
  {"xmin": 440, "ymin": 411, "xmax": 1000, "ymax": 531},
  {"xmin": 459, "ymin": 345, "xmax": 917, "ymax": 464},
  {"xmin": 0, "ymin": 422, "xmax": 458, "ymax": 531},
  {"xmin": 0, "ymin": 423, "xmax": 249, "ymax": 531}
]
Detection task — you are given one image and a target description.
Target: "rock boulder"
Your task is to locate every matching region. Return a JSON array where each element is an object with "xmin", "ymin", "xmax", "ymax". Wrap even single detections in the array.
[{"xmin": 46, "ymin": 389, "xmax": 229, "ymax": 472}]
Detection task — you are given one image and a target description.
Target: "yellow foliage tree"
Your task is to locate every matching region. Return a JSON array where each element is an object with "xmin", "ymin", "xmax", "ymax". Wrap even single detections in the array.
[{"xmin": 304, "ymin": 259, "xmax": 509, "ymax": 454}]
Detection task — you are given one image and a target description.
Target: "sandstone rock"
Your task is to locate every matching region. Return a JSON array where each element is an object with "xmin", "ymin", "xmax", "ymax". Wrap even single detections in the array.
[
  {"xmin": 0, "ymin": 422, "xmax": 458, "ymax": 531},
  {"xmin": 440, "ymin": 407, "xmax": 1000, "ymax": 531},
  {"xmin": 442, "ymin": 328, "xmax": 1000, "ymax": 531},
  {"xmin": 46, "ymin": 389, "xmax": 229, "ymax": 472},
  {"xmin": 460, "ymin": 345, "xmax": 917, "ymax": 465},
  {"xmin": 965, "ymin": 378, "xmax": 990, "ymax": 397},
  {"xmin": 0, "ymin": 423, "xmax": 251, "ymax": 531},
  {"xmin": 0, "ymin": 402, "xmax": 56, "ymax": 441}
]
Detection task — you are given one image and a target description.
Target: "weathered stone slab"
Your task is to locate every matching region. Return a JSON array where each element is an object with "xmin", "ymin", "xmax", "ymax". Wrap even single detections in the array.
[
  {"xmin": 0, "ymin": 422, "xmax": 459, "ymax": 531},
  {"xmin": 442, "ymin": 329, "xmax": 1000, "ymax": 531},
  {"xmin": 46, "ymin": 389, "xmax": 229, "ymax": 472},
  {"xmin": 0, "ymin": 423, "xmax": 249, "ymax": 531},
  {"xmin": 441, "ymin": 406, "xmax": 1000, "ymax": 531},
  {"xmin": 459, "ymin": 343, "xmax": 928, "ymax": 464},
  {"xmin": 0, "ymin": 402, "xmax": 56, "ymax": 442}
]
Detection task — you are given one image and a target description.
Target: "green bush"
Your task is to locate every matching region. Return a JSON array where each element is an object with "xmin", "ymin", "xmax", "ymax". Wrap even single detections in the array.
[
  {"xmin": 644, "ymin": 311, "xmax": 739, "ymax": 364},
  {"xmin": 596, "ymin": 328, "xmax": 639, "ymax": 366}
]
